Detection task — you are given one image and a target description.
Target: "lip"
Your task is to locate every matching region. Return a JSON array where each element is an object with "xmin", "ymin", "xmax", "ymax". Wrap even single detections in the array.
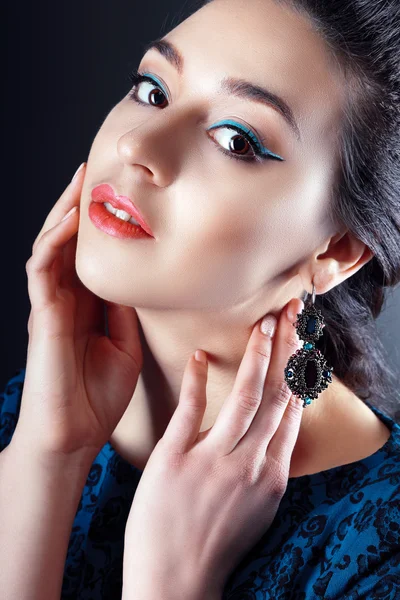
[{"xmin": 90, "ymin": 183, "xmax": 154, "ymax": 237}]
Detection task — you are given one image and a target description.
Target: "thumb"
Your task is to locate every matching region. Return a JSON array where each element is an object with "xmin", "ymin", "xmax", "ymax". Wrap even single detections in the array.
[{"xmin": 104, "ymin": 301, "xmax": 143, "ymax": 371}]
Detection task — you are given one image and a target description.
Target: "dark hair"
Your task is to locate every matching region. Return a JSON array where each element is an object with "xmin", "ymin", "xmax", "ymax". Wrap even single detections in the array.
[{"xmin": 176, "ymin": 0, "xmax": 400, "ymax": 421}]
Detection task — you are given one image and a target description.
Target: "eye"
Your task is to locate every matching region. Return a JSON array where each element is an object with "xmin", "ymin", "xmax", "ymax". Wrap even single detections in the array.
[
  {"xmin": 127, "ymin": 70, "xmax": 284, "ymax": 163},
  {"xmin": 128, "ymin": 70, "xmax": 169, "ymax": 108},
  {"xmin": 207, "ymin": 121, "xmax": 276, "ymax": 163}
]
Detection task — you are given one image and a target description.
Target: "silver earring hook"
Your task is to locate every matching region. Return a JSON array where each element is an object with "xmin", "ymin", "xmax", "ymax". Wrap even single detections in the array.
[{"xmin": 303, "ymin": 279, "xmax": 316, "ymax": 305}]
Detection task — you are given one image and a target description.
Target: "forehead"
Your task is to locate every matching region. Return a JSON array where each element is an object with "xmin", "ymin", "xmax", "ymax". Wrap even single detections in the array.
[{"xmin": 163, "ymin": 0, "xmax": 345, "ymax": 147}]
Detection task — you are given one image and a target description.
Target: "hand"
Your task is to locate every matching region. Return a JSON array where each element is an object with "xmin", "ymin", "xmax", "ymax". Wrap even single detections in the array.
[
  {"xmin": 122, "ymin": 297, "xmax": 305, "ymax": 600},
  {"xmin": 14, "ymin": 163, "xmax": 143, "ymax": 463}
]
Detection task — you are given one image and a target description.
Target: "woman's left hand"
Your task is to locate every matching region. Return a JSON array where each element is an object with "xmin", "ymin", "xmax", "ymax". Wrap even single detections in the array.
[{"xmin": 122, "ymin": 298, "xmax": 305, "ymax": 600}]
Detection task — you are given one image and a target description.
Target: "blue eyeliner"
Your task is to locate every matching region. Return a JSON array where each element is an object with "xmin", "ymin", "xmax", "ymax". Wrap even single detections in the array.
[
  {"xmin": 129, "ymin": 70, "xmax": 285, "ymax": 162},
  {"xmin": 208, "ymin": 119, "xmax": 284, "ymax": 161},
  {"xmin": 141, "ymin": 72, "xmax": 168, "ymax": 96}
]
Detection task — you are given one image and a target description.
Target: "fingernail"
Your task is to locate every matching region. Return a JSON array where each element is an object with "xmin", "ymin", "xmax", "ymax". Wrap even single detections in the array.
[
  {"xmin": 287, "ymin": 299, "xmax": 304, "ymax": 323},
  {"xmin": 61, "ymin": 206, "xmax": 78, "ymax": 222},
  {"xmin": 260, "ymin": 315, "xmax": 277, "ymax": 337},
  {"xmin": 71, "ymin": 162, "xmax": 85, "ymax": 181},
  {"xmin": 195, "ymin": 350, "xmax": 207, "ymax": 364}
]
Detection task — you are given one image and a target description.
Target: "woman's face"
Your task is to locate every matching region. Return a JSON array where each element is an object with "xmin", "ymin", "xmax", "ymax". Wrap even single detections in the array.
[{"xmin": 76, "ymin": 0, "xmax": 345, "ymax": 310}]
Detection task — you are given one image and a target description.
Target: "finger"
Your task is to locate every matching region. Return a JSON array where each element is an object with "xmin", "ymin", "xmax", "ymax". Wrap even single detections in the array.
[
  {"xmin": 266, "ymin": 392, "xmax": 303, "ymax": 478},
  {"xmin": 58, "ymin": 230, "xmax": 79, "ymax": 291},
  {"xmin": 31, "ymin": 162, "xmax": 85, "ymax": 255},
  {"xmin": 243, "ymin": 297, "xmax": 304, "ymax": 454},
  {"xmin": 27, "ymin": 308, "xmax": 33, "ymax": 337},
  {"xmin": 206, "ymin": 314, "xmax": 277, "ymax": 456},
  {"xmin": 162, "ymin": 351, "xmax": 208, "ymax": 454},
  {"xmin": 105, "ymin": 301, "xmax": 143, "ymax": 370},
  {"xmin": 26, "ymin": 206, "xmax": 79, "ymax": 311},
  {"xmin": 27, "ymin": 308, "xmax": 33, "ymax": 359}
]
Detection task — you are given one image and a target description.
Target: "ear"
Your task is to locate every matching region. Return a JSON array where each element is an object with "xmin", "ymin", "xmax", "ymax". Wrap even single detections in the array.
[{"xmin": 306, "ymin": 230, "xmax": 374, "ymax": 294}]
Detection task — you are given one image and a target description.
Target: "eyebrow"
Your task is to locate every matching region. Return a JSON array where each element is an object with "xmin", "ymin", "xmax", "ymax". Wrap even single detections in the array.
[{"xmin": 141, "ymin": 37, "xmax": 301, "ymax": 142}]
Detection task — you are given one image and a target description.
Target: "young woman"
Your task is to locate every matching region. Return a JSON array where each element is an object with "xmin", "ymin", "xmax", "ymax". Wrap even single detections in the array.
[{"xmin": 1, "ymin": 0, "xmax": 399, "ymax": 598}]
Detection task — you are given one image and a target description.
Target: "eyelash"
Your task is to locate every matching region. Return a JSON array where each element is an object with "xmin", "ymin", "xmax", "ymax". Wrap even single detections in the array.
[{"xmin": 127, "ymin": 69, "xmax": 277, "ymax": 164}]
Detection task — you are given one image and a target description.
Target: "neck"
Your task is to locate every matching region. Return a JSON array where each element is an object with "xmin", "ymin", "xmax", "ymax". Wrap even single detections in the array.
[{"xmin": 110, "ymin": 300, "xmax": 357, "ymax": 474}]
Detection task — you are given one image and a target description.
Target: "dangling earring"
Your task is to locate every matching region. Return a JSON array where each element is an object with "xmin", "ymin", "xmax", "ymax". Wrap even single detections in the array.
[{"xmin": 284, "ymin": 280, "xmax": 333, "ymax": 408}]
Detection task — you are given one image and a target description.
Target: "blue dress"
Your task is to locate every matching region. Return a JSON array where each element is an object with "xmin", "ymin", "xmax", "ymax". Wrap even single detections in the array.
[{"xmin": 1, "ymin": 366, "xmax": 399, "ymax": 599}]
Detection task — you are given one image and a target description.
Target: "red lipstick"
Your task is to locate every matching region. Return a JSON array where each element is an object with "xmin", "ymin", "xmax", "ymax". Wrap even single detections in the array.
[{"xmin": 89, "ymin": 183, "xmax": 155, "ymax": 239}]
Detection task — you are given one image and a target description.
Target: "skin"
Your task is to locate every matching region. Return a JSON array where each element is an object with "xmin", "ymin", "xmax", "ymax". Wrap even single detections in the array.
[{"xmin": 74, "ymin": 0, "xmax": 391, "ymax": 476}]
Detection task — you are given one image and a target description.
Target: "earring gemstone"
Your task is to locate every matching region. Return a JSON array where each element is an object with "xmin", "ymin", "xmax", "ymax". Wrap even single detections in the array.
[
  {"xmin": 284, "ymin": 297, "xmax": 334, "ymax": 407},
  {"xmin": 306, "ymin": 316, "xmax": 317, "ymax": 334}
]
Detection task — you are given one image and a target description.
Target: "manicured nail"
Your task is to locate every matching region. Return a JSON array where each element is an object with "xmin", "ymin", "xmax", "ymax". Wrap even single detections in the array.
[
  {"xmin": 72, "ymin": 162, "xmax": 85, "ymax": 181},
  {"xmin": 61, "ymin": 206, "xmax": 78, "ymax": 222},
  {"xmin": 195, "ymin": 350, "xmax": 207, "ymax": 364},
  {"xmin": 287, "ymin": 299, "xmax": 304, "ymax": 323},
  {"xmin": 260, "ymin": 315, "xmax": 277, "ymax": 337}
]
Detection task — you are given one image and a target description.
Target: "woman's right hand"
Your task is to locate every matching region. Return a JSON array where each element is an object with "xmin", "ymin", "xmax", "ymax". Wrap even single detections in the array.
[{"xmin": 13, "ymin": 163, "xmax": 144, "ymax": 462}]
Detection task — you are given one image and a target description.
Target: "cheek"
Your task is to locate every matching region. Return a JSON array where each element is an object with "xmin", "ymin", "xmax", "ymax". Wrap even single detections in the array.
[
  {"xmin": 174, "ymin": 168, "xmax": 331, "ymax": 292},
  {"xmin": 182, "ymin": 172, "xmax": 301, "ymax": 260},
  {"xmin": 166, "ymin": 185, "xmax": 291, "ymax": 300}
]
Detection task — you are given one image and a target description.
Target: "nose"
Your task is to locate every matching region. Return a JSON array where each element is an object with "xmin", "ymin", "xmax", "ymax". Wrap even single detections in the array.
[{"xmin": 117, "ymin": 109, "xmax": 190, "ymax": 187}]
